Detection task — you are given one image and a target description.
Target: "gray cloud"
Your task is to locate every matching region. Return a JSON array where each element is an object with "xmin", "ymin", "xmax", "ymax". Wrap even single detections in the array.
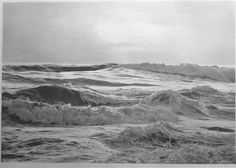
[{"xmin": 3, "ymin": 1, "xmax": 235, "ymax": 65}]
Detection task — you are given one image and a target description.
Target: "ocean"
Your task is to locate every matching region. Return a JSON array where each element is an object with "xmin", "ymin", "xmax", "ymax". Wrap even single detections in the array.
[{"xmin": 1, "ymin": 63, "xmax": 235, "ymax": 163}]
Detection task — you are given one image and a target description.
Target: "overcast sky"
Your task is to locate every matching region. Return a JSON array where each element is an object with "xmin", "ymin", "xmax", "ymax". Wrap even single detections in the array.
[{"xmin": 3, "ymin": 1, "xmax": 235, "ymax": 65}]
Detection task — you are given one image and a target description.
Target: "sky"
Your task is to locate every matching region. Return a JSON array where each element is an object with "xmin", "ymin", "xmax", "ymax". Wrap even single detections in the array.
[{"xmin": 3, "ymin": 1, "xmax": 235, "ymax": 65}]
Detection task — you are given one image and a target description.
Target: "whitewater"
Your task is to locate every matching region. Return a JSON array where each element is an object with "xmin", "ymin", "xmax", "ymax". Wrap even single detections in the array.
[{"xmin": 2, "ymin": 63, "xmax": 235, "ymax": 163}]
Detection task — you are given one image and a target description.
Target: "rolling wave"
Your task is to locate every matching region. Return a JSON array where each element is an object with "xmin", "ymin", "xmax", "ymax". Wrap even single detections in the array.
[
  {"xmin": 2, "ymin": 85, "xmax": 138, "ymax": 106},
  {"xmin": 142, "ymin": 89, "xmax": 208, "ymax": 118}
]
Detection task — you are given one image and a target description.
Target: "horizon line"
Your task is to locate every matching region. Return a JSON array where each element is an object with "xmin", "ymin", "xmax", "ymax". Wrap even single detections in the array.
[{"xmin": 2, "ymin": 61, "xmax": 235, "ymax": 68}]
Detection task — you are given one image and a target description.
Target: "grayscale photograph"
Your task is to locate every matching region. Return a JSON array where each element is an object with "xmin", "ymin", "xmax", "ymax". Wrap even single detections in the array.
[{"xmin": 1, "ymin": 1, "xmax": 236, "ymax": 164}]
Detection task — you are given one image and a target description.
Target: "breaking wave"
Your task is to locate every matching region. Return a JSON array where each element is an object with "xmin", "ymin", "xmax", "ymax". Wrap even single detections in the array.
[
  {"xmin": 2, "ymin": 85, "xmax": 234, "ymax": 126},
  {"xmin": 2, "ymin": 100, "xmax": 179, "ymax": 126}
]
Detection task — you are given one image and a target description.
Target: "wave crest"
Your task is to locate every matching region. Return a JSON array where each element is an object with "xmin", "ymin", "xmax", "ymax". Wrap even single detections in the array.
[{"xmin": 142, "ymin": 89, "xmax": 208, "ymax": 118}]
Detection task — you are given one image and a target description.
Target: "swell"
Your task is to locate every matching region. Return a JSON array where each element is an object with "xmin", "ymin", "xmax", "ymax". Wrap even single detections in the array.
[
  {"xmin": 2, "ymin": 131, "xmax": 115, "ymax": 162},
  {"xmin": 99, "ymin": 122, "xmax": 235, "ymax": 164},
  {"xmin": 2, "ymin": 63, "xmax": 118, "ymax": 72},
  {"xmin": 103, "ymin": 121, "xmax": 234, "ymax": 148}
]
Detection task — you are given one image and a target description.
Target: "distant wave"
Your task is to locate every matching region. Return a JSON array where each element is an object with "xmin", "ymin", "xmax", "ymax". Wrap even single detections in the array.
[
  {"xmin": 2, "ymin": 63, "xmax": 118, "ymax": 72},
  {"xmin": 2, "ymin": 86, "xmax": 234, "ymax": 126},
  {"xmin": 3, "ymin": 63, "xmax": 235, "ymax": 82},
  {"xmin": 121, "ymin": 63, "xmax": 235, "ymax": 82},
  {"xmin": 2, "ymin": 72, "xmax": 47, "ymax": 84},
  {"xmin": 2, "ymin": 73, "xmax": 156, "ymax": 87}
]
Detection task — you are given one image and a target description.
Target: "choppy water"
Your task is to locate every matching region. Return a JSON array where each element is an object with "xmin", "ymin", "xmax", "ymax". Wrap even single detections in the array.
[{"xmin": 2, "ymin": 63, "xmax": 236, "ymax": 163}]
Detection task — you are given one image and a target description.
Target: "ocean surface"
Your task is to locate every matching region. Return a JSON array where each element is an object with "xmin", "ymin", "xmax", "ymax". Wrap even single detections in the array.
[{"xmin": 2, "ymin": 63, "xmax": 236, "ymax": 163}]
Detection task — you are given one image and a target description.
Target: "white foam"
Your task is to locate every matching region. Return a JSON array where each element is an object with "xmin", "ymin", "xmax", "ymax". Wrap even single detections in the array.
[{"xmin": 5, "ymin": 99, "xmax": 179, "ymax": 125}]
